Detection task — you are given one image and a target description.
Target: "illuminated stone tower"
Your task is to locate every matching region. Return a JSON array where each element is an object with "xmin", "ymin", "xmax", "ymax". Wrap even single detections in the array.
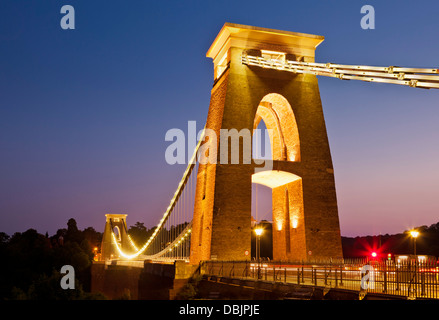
[
  {"xmin": 101, "ymin": 214, "xmax": 130, "ymax": 260},
  {"xmin": 189, "ymin": 23, "xmax": 343, "ymax": 264}
]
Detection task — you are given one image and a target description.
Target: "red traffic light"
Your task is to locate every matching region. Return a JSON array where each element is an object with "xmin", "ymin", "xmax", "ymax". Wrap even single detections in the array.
[{"xmin": 371, "ymin": 252, "xmax": 377, "ymax": 258}]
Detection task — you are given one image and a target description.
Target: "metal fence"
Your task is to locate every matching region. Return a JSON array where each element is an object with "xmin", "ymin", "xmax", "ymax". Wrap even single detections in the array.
[{"xmin": 202, "ymin": 258, "xmax": 439, "ymax": 299}]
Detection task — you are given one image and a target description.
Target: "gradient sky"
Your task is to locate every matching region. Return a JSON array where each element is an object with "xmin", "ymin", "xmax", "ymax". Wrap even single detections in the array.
[{"xmin": 1, "ymin": 0, "xmax": 439, "ymax": 237}]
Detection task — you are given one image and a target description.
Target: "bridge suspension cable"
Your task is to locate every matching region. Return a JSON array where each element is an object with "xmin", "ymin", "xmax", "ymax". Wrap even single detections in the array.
[
  {"xmin": 242, "ymin": 54, "xmax": 439, "ymax": 89},
  {"xmin": 110, "ymin": 129, "xmax": 205, "ymax": 260}
]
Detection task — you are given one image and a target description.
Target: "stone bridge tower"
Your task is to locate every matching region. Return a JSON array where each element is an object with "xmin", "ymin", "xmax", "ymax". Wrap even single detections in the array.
[
  {"xmin": 189, "ymin": 23, "xmax": 343, "ymax": 264},
  {"xmin": 101, "ymin": 214, "xmax": 130, "ymax": 260}
]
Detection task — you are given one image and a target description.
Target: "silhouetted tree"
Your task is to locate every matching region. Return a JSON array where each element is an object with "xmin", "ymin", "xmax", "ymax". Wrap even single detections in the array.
[
  {"xmin": 0, "ymin": 229, "xmax": 54, "ymax": 298},
  {"xmin": 0, "ymin": 232, "xmax": 10, "ymax": 244},
  {"xmin": 342, "ymin": 222, "xmax": 439, "ymax": 259},
  {"xmin": 0, "ymin": 220, "xmax": 106, "ymax": 300},
  {"xmin": 128, "ymin": 222, "xmax": 149, "ymax": 246},
  {"xmin": 82, "ymin": 227, "xmax": 102, "ymax": 251},
  {"xmin": 65, "ymin": 218, "xmax": 84, "ymax": 244}
]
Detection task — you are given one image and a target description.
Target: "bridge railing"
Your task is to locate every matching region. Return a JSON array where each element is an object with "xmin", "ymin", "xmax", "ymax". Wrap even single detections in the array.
[{"xmin": 202, "ymin": 258, "xmax": 439, "ymax": 299}]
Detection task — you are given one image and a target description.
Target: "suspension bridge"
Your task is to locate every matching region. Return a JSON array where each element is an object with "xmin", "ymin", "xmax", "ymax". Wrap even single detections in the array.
[{"xmin": 92, "ymin": 23, "xmax": 439, "ymax": 299}]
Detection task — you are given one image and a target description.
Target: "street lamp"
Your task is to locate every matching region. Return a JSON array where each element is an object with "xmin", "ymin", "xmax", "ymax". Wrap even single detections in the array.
[
  {"xmin": 410, "ymin": 230, "xmax": 419, "ymax": 257},
  {"xmin": 254, "ymin": 227, "xmax": 264, "ymax": 279},
  {"xmin": 254, "ymin": 227, "xmax": 264, "ymax": 261},
  {"xmin": 409, "ymin": 230, "xmax": 420, "ymax": 292},
  {"xmin": 254, "ymin": 228, "xmax": 264, "ymax": 236}
]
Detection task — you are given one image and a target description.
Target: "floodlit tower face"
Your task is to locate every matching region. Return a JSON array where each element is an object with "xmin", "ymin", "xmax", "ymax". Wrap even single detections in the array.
[{"xmin": 189, "ymin": 23, "xmax": 343, "ymax": 264}]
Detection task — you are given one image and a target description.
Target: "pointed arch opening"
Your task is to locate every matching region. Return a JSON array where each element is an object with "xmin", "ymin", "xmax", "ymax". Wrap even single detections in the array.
[
  {"xmin": 113, "ymin": 226, "xmax": 121, "ymax": 242},
  {"xmin": 253, "ymin": 93, "xmax": 300, "ymax": 162}
]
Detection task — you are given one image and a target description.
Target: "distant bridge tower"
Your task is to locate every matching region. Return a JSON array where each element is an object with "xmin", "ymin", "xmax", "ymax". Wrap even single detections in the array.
[
  {"xmin": 189, "ymin": 23, "xmax": 343, "ymax": 264},
  {"xmin": 101, "ymin": 214, "xmax": 130, "ymax": 260}
]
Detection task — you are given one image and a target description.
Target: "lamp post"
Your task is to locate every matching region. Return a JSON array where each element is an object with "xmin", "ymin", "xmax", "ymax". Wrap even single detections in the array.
[
  {"xmin": 410, "ymin": 230, "xmax": 419, "ymax": 257},
  {"xmin": 254, "ymin": 227, "xmax": 263, "ymax": 260},
  {"xmin": 254, "ymin": 227, "xmax": 264, "ymax": 279},
  {"xmin": 409, "ymin": 230, "xmax": 420, "ymax": 295}
]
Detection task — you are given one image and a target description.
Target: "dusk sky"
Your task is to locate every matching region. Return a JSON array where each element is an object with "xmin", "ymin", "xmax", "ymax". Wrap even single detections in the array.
[{"xmin": 1, "ymin": 0, "xmax": 439, "ymax": 238}]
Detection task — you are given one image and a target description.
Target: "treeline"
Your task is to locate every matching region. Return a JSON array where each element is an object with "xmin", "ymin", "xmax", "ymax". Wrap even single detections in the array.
[
  {"xmin": 0, "ymin": 218, "xmax": 104, "ymax": 300},
  {"xmin": 342, "ymin": 222, "xmax": 439, "ymax": 259},
  {"xmin": 0, "ymin": 219, "xmax": 190, "ymax": 300}
]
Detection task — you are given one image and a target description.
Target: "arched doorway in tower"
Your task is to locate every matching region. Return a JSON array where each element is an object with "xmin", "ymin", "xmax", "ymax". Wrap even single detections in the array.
[
  {"xmin": 252, "ymin": 170, "xmax": 305, "ymax": 261},
  {"xmin": 251, "ymin": 93, "xmax": 307, "ymax": 261}
]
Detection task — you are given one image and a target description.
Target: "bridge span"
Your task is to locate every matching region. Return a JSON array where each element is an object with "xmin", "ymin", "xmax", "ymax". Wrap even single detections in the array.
[{"xmin": 93, "ymin": 23, "xmax": 439, "ymax": 300}]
